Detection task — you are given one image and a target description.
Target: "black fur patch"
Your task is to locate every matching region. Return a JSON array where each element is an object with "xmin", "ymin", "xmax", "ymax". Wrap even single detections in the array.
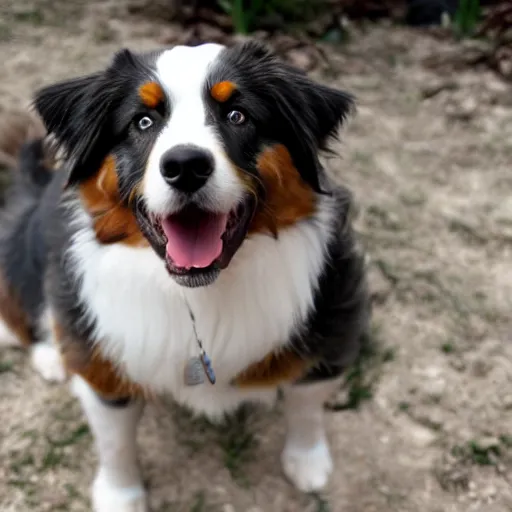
[{"xmin": 293, "ymin": 187, "xmax": 370, "ymax": 383}]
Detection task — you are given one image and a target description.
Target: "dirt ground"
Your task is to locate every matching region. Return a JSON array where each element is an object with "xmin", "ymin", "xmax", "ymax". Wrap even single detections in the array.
[{"xmin": 0, "ymin": 1, "xmax": 511, "ymax": 511}]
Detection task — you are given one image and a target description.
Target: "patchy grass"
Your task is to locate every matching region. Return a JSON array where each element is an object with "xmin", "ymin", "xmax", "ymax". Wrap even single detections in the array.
[
  {"xmin": 310, "ymin": 492, "xmax": 332, "ymax": 512},
  {"xmin": 41, "ymin": 445, "xmax": 66, "ymax": 471},
  {"xmin": 64, "ymin": 483, "xmax": 86, "ymax": 503},
  {"xmin": 398, "ymin": 401, "xmax": 410, "ymax": 412},
  {"xmin": 451, "ymin": 437, "xmax": 507, "ymax": 467},
  {"xmin": 12, "ymin": 8, "xmax": 45, "ymax": 24},
  {"xmin": 172, "ymin": 402, "xmax": 259, "ymax": 486},
  {"xmin": 0, "ymin": 359, "xmax": 14, "ymax": 373},
  {"xmin": 440, "ymin": 342, "xmax": 456, "ymax": 354},
  {"xmin": 217, "ymin": 405, "xmax": 258, "ymax": 486},
  {"xmin": 326, "ymin": 324, "xmax": 394, "ymax": 411},
  {"xmin": 46, "ymin": 423, "xmax": 90, "ymax": 448},
  {"xmin": 9, "ymin": 452, "xmax": 35, "ymax": 475},
  {"xmin": 189, "ymin": 491, "xmax": 207, "ymax": 512},
  {"xmin": 0, "ymin": 22, "xmax": 12, "ymax": 42},
  {"xmin": 500, "ymin": 435, "xmax": 512, "ymax": 448},
  {"xmin": 436, "ymin": 434, "xmax": 512, "ymax": 492}
]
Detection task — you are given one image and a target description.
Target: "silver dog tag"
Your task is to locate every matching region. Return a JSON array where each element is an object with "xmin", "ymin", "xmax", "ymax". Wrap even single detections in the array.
[{"xmin": 184, "ymin": 357, "xmax": 205, "ymax": 386}]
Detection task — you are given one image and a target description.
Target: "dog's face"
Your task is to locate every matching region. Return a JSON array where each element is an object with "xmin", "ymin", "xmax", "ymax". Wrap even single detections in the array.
[{"xmin": 34, "ymin": 42, "xmax": 353, "ymax": 287}]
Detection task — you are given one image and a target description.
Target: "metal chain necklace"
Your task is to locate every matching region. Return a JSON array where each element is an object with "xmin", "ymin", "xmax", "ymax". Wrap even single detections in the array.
[{"xmin": 183, "ymin": 296, "xmax": 216, "ymax": 386}]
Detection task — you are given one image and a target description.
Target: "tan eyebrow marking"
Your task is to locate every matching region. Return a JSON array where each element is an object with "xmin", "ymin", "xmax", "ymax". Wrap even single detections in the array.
[
  {"xmin": 210, "ymin": 81, "xmax": 237, "ymax": 103},
  {"xmin": 138, "ymin": 81, "xmax": 164, "ymax": 109}
]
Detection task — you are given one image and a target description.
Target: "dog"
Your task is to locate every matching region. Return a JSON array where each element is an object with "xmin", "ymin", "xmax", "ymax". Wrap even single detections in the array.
[{"xmin": 0, "ymin": 41, "xmax": 370, "ymax": 511}]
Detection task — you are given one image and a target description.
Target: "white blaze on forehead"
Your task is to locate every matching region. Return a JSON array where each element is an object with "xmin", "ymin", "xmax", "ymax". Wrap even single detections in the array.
[
  {"xmin": 156, "ymin": 44, "xmax": 224, "ymax": 104},
  {"xmin": 143, "ymin": 43, "xmax": 244, "ymax": 216},
  {"xmin": 154, "ymin": 43, "xmax": 223, "ymax": 149}
]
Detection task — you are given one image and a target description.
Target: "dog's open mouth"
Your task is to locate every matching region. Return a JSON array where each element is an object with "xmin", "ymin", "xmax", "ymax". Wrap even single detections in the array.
[
  {"xmin": 136, "ymin": 198, "xmax": 255, "ymax": 286},
  {"xmin": 160, "ymin": 207, "xmax": 227, "ymax": 270}
]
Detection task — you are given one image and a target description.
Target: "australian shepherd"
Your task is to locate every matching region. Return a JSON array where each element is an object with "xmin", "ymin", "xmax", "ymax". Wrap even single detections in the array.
[{"xmin": 0, "ymin": 41, "xmax": 369, "ymax": 510}]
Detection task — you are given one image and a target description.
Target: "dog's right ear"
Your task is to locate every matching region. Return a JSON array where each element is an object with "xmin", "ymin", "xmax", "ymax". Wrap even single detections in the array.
[
  {"xmin": 34, "ymin": 73, "xmax": 100, "ymax": 144},
  {"xmin": 33, "ymin": 49, "xmax": 145, "ymax": 186},
  {"xmin": 33, "ymin": 72, "xmax": 113, "ymax": 186}
]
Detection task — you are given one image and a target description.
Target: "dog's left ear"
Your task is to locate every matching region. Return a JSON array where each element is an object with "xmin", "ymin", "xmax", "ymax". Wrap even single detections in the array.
[
  {"xmin": 239, "ymin": 42, "xmax": 355, "ymax": 192},
  {"xmin": 274, "ymin": 72, "xmax": 355, "ymax": 193},
  {"xmin": 299, "ymin": 80, "xmax": 355, "ymax": 152},
  {"xmin": 255, "ymin": 44, "xmax": 355, "ymax": 193}
]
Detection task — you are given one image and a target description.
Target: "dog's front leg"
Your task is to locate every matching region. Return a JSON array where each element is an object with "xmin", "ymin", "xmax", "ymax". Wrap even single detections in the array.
[
  {"xmin": 281, "ymin": 376, "xmax": 342, "ymax": 492},
  {"xmin": 71, "ymin": 376, "xmax": 147, "ymax": 512}
]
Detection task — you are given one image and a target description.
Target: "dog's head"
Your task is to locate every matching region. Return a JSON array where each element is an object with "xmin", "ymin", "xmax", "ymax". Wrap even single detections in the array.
[{"xmin": 34, "ymin": 42, "xmax": 353, "ymax": 287}]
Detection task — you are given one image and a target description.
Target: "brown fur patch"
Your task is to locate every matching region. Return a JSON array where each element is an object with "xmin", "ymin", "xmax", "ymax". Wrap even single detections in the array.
[
  {"xmin": 0, "ymin": 271, "xmax": 33, "ymax": 345},
  {"xmin": 249, "ymin": 144, "xmax": 316, "ymax": 235},
  {"xmin": 211, "ymin": 81, "xmax": 236, "ymax": 103},
  {"xmin": 139, "ymin": 81, "xmax": 164, "ymax": 109},
  {"xmin": 79, "ymin": 155, "xmax": 148, "ymax": 246},
  {"xmin": 54, "ymin": 320, "xmax": 145, "ymax": 400},
  {"xmin": 74, "ymin": 351, "xmax": 145, "ymax": 400},
  {"xmin": 233, "ymin": 347, "xmax": 313, "ymax": 388}
]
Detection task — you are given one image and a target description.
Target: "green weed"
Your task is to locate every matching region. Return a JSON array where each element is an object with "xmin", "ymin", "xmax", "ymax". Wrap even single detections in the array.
[
  {"xmin": 217, "ymin": 0, "xmax": 329, "ymax": 34},
  {"xmin": 326, "ymin": 325, "xmax": 393, "ymax": 411},
  {"xmin": 452, "ymin": 437, "xmax": 503, "ymax": 466},
  {"xmin": 310, "ymin": 492, "xmax": 331, "ymax": 512},
  {"xmin": 217, "ymin": 405, "xmax": 257, "ymax": 486},
  {"xmin": 190, "ymin": 491, "xmax": 207, "ymax": 512},
  {"xmin": 454, "ymin": 0, "xmax": 481, "ymax": 38},
  {"xmin": 46, "ymin": 423, "xmax": 90, "ymax": 447},
  {"xmin": 441, "ymin": 342, "xmax": 455, "ymax": 354},
  {"xmin": 0, "ymin": 360, "xmax": 14, "ymax": 373}
]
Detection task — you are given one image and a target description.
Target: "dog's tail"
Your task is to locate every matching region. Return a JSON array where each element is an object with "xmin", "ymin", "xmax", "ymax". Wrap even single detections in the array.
[
  {"xmin": 0, "ymin": 110, "xmax": 47, "ymax": 169},
  {"xmin": 0, "ymin": 109, "xmax": 56, "ymax": 196}
]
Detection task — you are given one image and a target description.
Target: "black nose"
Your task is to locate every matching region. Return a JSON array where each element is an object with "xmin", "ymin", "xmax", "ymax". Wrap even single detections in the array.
[{"xmin": 160, "ymin": 145, "xmax": 214, "ymax": 194}]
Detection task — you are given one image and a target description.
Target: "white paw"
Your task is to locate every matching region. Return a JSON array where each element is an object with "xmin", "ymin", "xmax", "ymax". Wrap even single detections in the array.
[
  {"xmin": 30, "ymin": 341, "xmax": 67, "ymax": 383},
  {"xmin": 93, "ymin": 470, "xmax": 147, "ymax": 512},
  {"xmin": 281, "ymin": 439, "xmax": 333, "ymax": 492}
]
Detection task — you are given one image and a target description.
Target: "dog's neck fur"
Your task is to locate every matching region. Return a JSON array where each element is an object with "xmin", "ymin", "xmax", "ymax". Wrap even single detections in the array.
[{"xmin": 66, "ymin": 195, "xmax": 335, "ymax": 418}]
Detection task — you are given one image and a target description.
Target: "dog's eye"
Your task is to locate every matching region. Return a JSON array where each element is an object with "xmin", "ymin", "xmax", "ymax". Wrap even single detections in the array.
[
  {"xmin": 137, "ymin": 116, "xmax": 153, "ymax": 131},
  {"xmin": 227, "ymin": 110, "xmax": 245, "ymax": 125}
]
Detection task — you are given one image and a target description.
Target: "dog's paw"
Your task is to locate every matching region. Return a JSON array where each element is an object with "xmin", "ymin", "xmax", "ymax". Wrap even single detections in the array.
[
  {"xmin": 281, "ymin": 439, "xmax": 333, "ymax": 492},
  {"xmin": 30, "ymin": 341, "xmax": 67, "ymax": 383},
  {"xmin": 93, "ymin": 470, "xmax": 147, "ymax": 512}
]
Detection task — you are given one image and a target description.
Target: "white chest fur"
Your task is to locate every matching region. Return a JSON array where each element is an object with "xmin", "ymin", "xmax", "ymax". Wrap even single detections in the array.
[{"xmin": 67, "ymin": 201, "xmax": 333, "ymax": 417}]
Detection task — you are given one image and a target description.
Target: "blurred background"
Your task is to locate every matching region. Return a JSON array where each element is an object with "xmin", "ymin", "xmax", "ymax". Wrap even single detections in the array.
[{"xmin": 0, "ymin": 1, "xmax": 511, "ymax": 511}]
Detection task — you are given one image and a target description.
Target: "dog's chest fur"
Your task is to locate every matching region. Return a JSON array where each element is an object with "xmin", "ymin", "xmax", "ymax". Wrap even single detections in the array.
[{"xmin": 68, "ymin": 202, "xmax": 333, "ymax": 416}]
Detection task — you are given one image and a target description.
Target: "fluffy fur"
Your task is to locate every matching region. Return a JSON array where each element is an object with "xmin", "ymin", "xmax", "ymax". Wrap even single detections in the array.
[{"xmin": 0, "ymin": 41, "xmax": 370, "ymax": 510}]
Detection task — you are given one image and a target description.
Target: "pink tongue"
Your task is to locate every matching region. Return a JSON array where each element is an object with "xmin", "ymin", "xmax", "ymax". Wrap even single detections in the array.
[{"xmin": 161, "ymin": 210, "xmax": 228, "ymax": 269}]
